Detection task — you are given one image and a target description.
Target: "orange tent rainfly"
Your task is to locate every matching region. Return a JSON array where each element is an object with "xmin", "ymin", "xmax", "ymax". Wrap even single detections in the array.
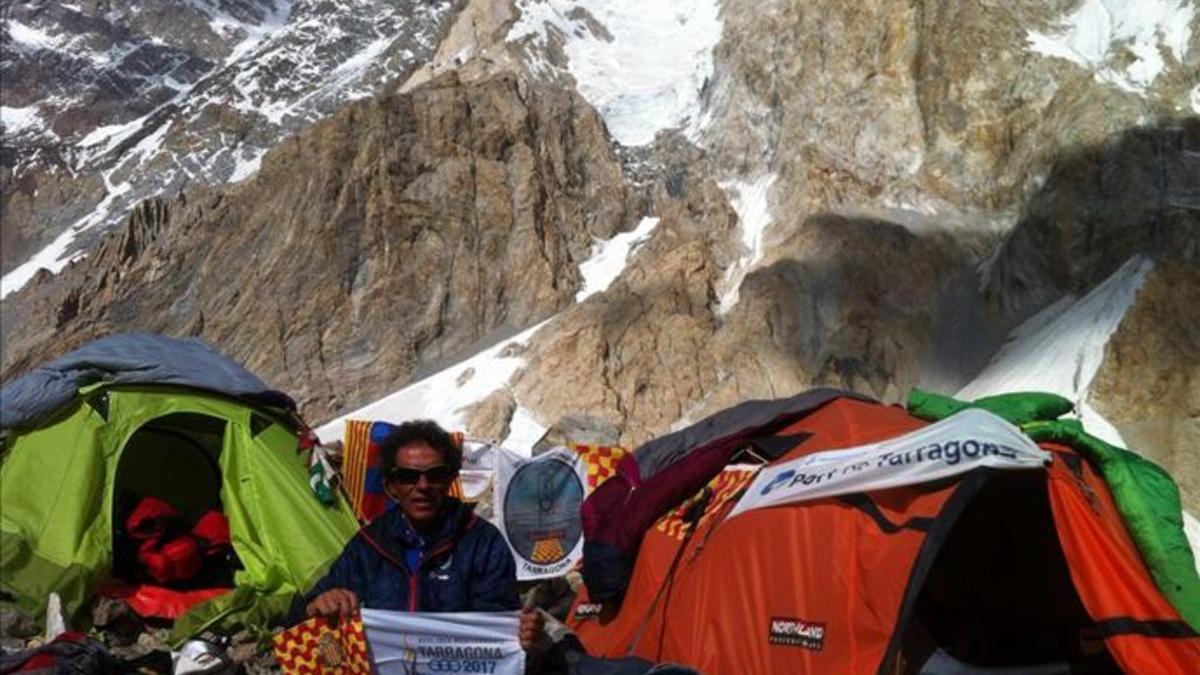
[{"xmin": 568, "ymin": 392, "xmax": 1200, "ymax": 674}]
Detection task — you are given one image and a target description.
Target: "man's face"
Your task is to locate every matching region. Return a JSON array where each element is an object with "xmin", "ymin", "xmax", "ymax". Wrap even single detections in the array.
[{"xmin": 387, "ymin": 441, "xmax": 456, "ymax": 530}]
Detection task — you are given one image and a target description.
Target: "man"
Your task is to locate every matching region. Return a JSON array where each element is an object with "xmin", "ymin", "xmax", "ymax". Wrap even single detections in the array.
[{"xmin": 301, "ymin": 420, "xmax": 544, "ymax": 651}]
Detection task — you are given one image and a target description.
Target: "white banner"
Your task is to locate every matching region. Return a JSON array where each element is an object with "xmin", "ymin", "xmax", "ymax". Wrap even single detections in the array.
[
  {"xmin": 460, "ymin": 440, "xmax": 500, "ymax": 502},
  {"xmin": 727, "ymin": 409, "xmax": 1050, "ymax": 519},
  {"xmin": 362, "ymin": 610, "xmax": 525, "ymax": 675},
  {"xmin": 494, "ymin": 447, "xmax": 588, "ymax": 580}
]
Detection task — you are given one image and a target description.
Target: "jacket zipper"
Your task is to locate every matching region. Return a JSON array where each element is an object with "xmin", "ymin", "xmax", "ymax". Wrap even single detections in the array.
[{"xmin": 409, "ymin": 570, "xmax": 418, "ymax": 611}]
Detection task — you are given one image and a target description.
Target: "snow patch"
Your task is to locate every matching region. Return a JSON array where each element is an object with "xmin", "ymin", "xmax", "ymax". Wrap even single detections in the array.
[
  {"xmin": 505, "ymin": 407, "xmax": 549, "ymax": 457},
  {"xmin": 80, "ymin": 117, "xmax": 151, "ymax": 155},
  {"xmin": 211, "ymin": 0, "xmax": 294, "ymax": 66},
  {"xmin": 1192, "ymin": 84, "xmax": 1200, "ymax": 114},
  {"xmin": 1026, "ymin": 0, "xmax": 1194, "ymax": 93},
  {"xmin": 1, "ymin": 175, "xmax": 134, "ymax": 298},
  {"xmin": 7, "ymin": 19, "xmax": 61, "ymax": 50},
  {"xmin": 1, "ymin": 106, "xmax": 45, "ymax": 135},
  {"xmin": 316, "ymin": 33, "xmax": 395, "ymax": 96},
  {"xmin": 251, "ymin": 28, "xmax": 398, "ymax": 125},
  {"xmin": 126, "ymin": 121, "xmax": 172, "ymax": 166},
  {"xmin": 717, "ymin": 173, "xmax": 777, "ymax": 314},
  {"xmin": 228, "ymin": 147, "xmax": 267, "ymax": 183},
  {"xmin": 575, "ymin": 217, "xmax": 660, "ymax": 301},
  {"xmin": 508, "ymin": 0, "xmax": 722, "ymax": 146},
  {"xmin": 315, "ymin": 320, "xmax": 553, "ymax": 453},
  {"xmin": 957, "ymin": 255, "xmax": 1153, "ymax": 443},
  {"xmin": 0, "ymin": 225, "xmax": 82, "ymax": 297}
]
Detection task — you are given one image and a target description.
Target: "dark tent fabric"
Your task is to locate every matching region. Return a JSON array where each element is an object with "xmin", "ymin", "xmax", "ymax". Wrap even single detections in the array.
[
  {"xmin": 630, "ymin": 388, "xmax": 870, "ymax": 479},
  {"xmin": 0, "ymin": 333, "xmax": 294, "ymax": 429},
  {"xmin": 581, "ymin": 388, "xmax": 869, "ymax": 602}
]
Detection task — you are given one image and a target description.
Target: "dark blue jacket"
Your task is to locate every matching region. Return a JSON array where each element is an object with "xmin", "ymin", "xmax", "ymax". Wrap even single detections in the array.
[{"xmin": 301, "ymin": 499, "xmax": 519, "ymax": 613}]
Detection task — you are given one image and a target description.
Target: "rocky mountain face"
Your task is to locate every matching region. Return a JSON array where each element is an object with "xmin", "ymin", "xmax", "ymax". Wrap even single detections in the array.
[
  {"xmin": 2, "ymin": 0, "xmax": 460, "ymax": 289},
  {"xmin": 2, "ymin": 71, "xmax": 635, "ymax": 420},
  {"xmin": 2, "ymin": 0, "xmax": 1197, "ymax": 512}
]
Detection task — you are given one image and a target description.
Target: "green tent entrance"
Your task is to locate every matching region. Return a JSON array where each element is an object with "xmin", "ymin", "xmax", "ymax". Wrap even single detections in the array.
[{"xmin": 0, "ymin": 384, "xmax": 358, "ymax": 637}]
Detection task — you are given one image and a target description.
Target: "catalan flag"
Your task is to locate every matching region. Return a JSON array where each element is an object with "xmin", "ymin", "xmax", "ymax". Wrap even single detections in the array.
[{"xmin": 273, "ymin": 616, "xmax": 371, "ymax": 674}]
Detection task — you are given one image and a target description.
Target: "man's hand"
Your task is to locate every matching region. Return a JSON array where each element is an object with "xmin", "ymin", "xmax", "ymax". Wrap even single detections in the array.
[
  {"xmin": 518, "ymin": 608, "xmax": 546, "ymax": 653},
  {"xmin": 305, "ymin": 588, "xmax": 359, "ymax": 619}
]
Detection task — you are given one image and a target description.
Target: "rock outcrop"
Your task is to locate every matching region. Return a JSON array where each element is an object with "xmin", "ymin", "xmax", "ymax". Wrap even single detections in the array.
[
  {"xmin": 513, "ymin": 204, "xmax": 990, "ymax": 446},
  {"xmin": 1091, "ymin": 262, "xmax": 1200, "ymax": 514},
  {"xmin": 985, "ymin": 120, "xmax": 1200, "ymax": 317}
]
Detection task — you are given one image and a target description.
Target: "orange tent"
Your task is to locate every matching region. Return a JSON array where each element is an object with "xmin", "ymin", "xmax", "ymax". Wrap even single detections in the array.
[{"xmin": 568, "ymin": 398, "xmax": 1200, "ymax": 673}]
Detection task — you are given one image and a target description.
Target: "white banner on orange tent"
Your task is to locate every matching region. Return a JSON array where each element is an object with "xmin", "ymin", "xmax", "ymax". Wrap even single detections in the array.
[
  {"xmin": 361, "ymin": 610, "xmax": 524, "ymax": 675},
  {"xmin": 727, "ymin": 409, "xmax": 1051, "ymax": 520},
  {"xmin": 494, "ymin": 446, "xmax": 588, "ymax": 580}
]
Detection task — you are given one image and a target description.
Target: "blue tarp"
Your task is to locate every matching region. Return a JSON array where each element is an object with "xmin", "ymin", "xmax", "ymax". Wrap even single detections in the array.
[{"xmin": 1, "ymin": 332, "xmax": 293, "ymax": 429}]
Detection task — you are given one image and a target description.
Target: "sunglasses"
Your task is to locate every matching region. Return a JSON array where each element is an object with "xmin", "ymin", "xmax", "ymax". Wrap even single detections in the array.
[{"xmin": 386, "ymin": 465, "xmax": 456, "ymax": 485}]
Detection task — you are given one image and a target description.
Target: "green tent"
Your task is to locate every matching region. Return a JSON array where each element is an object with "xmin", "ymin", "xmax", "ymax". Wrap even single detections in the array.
[{"xmin": 0, "ymin": 383, "xmax": 358, "ymax": 638}]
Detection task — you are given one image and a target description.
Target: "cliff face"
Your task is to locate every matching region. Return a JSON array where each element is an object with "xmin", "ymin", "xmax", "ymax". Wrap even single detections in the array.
[{"xmin": 1, "ymin": 72, "xmax": 636, "ymax": 420}]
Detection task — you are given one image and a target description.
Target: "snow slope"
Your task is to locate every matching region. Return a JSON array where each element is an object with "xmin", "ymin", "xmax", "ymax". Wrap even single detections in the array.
[
  {"xmin": 312, "ymin": 215, "xmax": 672, "ymax": 450},
  {"xmin": 315, "ymin": 321, "xmax": 553, "ymax": 456},
  {"xmin": 507, "ymin": 0, "xmax": 722, "ymax": 146},
  {"xmin": 957, "ymin": 255, "xmax": 1153, "ymax": 445}
]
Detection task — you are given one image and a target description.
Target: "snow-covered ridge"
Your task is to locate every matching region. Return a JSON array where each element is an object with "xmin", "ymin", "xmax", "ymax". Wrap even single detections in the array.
[
  {"xmin": 507, "ymin": 0, "xmax": 722, "ymax": 146},
  {"xmin": 1026, "ymin": 0, "xmax": 1195, "ymax": 94}
]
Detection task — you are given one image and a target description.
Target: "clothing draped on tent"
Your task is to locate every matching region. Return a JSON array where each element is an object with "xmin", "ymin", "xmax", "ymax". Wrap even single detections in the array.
[
  {"xmin": 0, "ymin": 332, "xmax": 294, "ymax": 429},
  {"xmin": 580, "ymin": 388, "xmax": 868, "ymax": 603}
]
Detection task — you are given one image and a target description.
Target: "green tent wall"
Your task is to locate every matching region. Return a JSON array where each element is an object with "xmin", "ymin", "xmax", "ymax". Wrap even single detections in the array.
[{"xmin": 0, "ymin": 384, "xmax": 358, "ymax": 636}]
